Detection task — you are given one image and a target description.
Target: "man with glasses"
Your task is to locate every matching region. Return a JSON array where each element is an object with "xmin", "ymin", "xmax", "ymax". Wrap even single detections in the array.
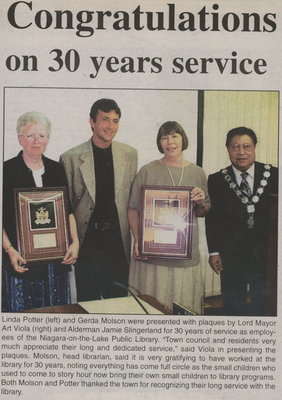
[
  {"xmin": 60, "ymin": 99, "xmax": 137, "ymax": 302},
  {"xmin": 205, "ymin": 127, "xmax": 278, "ymax": 316}
]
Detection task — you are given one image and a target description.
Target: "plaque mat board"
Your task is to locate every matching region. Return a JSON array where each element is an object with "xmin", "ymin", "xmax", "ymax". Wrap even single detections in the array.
[
  {"xmin": 14, "ymin": 187, "xmax": 70, "ymax": 262},
  {"xmin": 140, "ymin": 185, "xmax": 193, "ymax": 258}
]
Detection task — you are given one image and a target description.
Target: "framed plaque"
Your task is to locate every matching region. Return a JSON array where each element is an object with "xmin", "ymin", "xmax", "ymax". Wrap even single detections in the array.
[
  {"xmin": 140, "ymin": 186, "xmax": 193, "ymax": 259},
  {"xmin": 14, "ymin": 187, "xmax": 70, "ymax": 262}
]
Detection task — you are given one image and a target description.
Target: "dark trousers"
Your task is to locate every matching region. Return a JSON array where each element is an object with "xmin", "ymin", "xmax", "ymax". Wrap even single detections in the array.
[
  {"xmin": 75, "ymin": 234, "xmax": 129, "ymax": 302},
  {"xmin": 221, "ymin": 249, "xmax": 267, "ymax": 316}
]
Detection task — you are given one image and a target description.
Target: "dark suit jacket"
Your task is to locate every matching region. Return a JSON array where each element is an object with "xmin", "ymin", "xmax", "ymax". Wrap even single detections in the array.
[
  {"xmin": 3, "ymin": 151, "xmax": 71, "ymax": 249},
  {"xmin": 205, "ymin": 162, "xmax": 278, "ymax": 262}
]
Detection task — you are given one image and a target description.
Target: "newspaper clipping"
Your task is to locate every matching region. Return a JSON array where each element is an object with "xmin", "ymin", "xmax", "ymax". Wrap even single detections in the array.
[{"xmin": 0, "ymin": 1, "xmax": 281, "ymax": 399}]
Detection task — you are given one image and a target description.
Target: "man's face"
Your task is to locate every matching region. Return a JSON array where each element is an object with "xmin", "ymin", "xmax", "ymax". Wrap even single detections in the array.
[
  {"xmin": 90, "ymin": 109, "xmax": 119, "ymax": 148},
  {"xmin": 227, "ymin": 134, "xmax": 256, "ymax": 172}
]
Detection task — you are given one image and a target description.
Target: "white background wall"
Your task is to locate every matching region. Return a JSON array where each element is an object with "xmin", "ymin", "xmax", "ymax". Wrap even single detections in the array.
[
  {"xmin": 4, "ymin": 88, "xmax": 198, "ymax": 169},
  {"xmin": 4, "ymin": 88, "xmax": 278, "ymax": 298}
]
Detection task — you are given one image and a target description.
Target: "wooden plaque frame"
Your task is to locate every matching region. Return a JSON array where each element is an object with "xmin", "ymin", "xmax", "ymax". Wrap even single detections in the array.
[
  {"xmin": 140, "ymin": 185, "xmax": 193, "ymax": 259},
  {"xmin": 14, "ymin": 187, "xmax": 70, "ymax": 262}
]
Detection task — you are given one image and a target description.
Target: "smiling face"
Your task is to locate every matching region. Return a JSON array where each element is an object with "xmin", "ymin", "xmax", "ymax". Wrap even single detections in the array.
[
  {"xmin": 227, "ymin": 134, "xmax": 256, "ymax": 172},
  {"xmin": 18, "ymin": 122, "xmax": 49, "ymax": 158},
  {"xmin": 90, "ymin": 109, "xmax": 119, "ymax": 148},
  {"xmin": 160, "ymin": 132, "xmax": 183, "ymax": 159}
]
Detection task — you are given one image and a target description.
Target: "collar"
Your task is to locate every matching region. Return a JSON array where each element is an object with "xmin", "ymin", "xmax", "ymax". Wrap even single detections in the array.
[
  {"xmin": 16, "ymin": 150, "xmax": 51, "ymax": 173},
  {"xmin": 91, "ymin": 141, "xmax": 112, "ymax": 154},
  {"xmin": 232, "ymin": 163, "xmax": 255, "ymax": 183}
]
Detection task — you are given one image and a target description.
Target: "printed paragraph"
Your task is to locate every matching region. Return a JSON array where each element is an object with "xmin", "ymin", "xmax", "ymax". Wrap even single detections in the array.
[{"xmin": 1, "ymin": 315, "xmax": 277, "ymax": 396}]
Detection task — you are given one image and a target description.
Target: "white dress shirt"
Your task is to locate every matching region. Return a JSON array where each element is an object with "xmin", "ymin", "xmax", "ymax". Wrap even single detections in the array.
[
  {"xmin": 232, "ymin": 163, "xmax": 255, "ymax": 193},
  {"xmin": 32, "ymin": 167, "xmax": 44, "ymax": 188}
]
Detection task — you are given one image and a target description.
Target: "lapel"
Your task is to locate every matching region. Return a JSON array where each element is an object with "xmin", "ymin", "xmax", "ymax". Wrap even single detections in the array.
[
  {"xmin": 112, "ymin": 142, "xmax": 126, "ymax": 199},
  {"xmin": 227, "ymin": 165, "xmax": 236, "ymax": 184},
  {"xmin": 224, "ymin": 165, "xmax": 241, "ymax": 201},
  {"xmin": 225, "ymin": 163, "xmax": 263, "ymax": 201},
  {"xmin": 253, "ymin": 162, "xmax": 263, "ymax": 193},
  {"xmin": 77, "ymin": 140, "xmax": 127, "ymax": 203},
  {"xmin": 79, "ymin": 140, "xmax": 96, "ymax": 202}
]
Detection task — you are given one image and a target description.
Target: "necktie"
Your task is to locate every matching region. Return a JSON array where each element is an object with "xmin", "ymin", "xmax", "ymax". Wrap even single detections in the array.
[{"xmin": 240, "ymin": 172, "xmax": 252, "ymax": 198}]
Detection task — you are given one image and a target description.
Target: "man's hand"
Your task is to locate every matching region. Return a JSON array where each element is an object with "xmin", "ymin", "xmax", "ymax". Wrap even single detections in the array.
[{"xmin": 209, "ymin": 254, "xmax": 223, "ymax": 275}]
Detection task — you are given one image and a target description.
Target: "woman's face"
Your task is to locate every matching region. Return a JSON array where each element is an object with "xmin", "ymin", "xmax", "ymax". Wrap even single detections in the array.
[
  {"xmin": 18, "ymin": 122, "xmax": 49, "ymax": 158},
  {"xmin": 160, "ymin": 132, "xmax": 183, "ymax": 158}
]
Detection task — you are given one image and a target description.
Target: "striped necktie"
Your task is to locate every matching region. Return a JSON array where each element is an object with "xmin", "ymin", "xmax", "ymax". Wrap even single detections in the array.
[{"xmin": 240, "ymin": 172, "xmax": 252, "ymax": 198}]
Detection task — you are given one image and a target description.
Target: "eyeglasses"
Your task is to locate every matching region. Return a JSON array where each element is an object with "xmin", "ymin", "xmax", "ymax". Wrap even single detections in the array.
[
  {"xmin": 160, "ymin": 134, "xmax": 181, "ymax": 141},
  {"xmin": 229, "ymin": 143, "xmax": 254, "ymax": 152},
  {"xmin": 19, "ymin": 134, "xmax": 49, "ymax": 142}
]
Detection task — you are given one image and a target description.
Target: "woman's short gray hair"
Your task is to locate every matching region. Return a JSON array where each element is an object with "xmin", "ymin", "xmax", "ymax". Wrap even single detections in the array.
[{"xmin": 16, "ymin": 111, "xmax": 51, "ymax": 136}]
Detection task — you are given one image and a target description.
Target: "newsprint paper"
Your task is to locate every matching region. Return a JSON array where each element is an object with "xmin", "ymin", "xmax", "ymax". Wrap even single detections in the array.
[{"xmin": 0, "ymin": 0, "xmax": 281, "ymax": 399}]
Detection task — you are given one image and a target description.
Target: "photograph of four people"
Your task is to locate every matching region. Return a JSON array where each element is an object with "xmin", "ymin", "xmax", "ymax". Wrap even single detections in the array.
[{"xmin": 2, "ymin": 96, "xmax": 278, "ymax": 317}]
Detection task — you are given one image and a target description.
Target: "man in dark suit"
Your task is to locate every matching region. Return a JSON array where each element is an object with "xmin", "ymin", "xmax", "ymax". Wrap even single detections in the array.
[{"xmin": 205, "ymin": 127, "xmax": 278, "ymax": 316}]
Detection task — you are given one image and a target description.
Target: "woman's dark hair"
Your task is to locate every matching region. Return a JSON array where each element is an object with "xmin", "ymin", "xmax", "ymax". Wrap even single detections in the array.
[
  {"xmin": 90, "ymin": 98, "xmax": 121, "ymax": 121},
  {"xmin": 156, "ymin": 121, "xmax": 188, "ymax": 154}
]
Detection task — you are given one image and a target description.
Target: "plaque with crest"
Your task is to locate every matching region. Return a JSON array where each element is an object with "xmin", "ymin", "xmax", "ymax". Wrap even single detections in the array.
[{"xmin": 14, "ymin": 187, "xmax": 70, "ymax": 262}]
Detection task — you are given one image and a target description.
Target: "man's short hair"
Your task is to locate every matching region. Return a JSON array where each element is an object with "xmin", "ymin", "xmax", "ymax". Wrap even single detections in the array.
[
  {"xmin": 90, "ymin": 98, "xmax": 121, "ymax": 122},
  {"xmin": 156, "ymin": 121, "xmax": 189, "ymax": 154},
  {"xmin": 225, "ymin": 127, "xmax": 258, "ymax": 147}
]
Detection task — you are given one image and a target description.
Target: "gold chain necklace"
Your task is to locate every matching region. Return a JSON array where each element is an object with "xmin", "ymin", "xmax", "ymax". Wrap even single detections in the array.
[{"xmin": 164, "ymin": 158, "xmax": 184, "ymax": 186}]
